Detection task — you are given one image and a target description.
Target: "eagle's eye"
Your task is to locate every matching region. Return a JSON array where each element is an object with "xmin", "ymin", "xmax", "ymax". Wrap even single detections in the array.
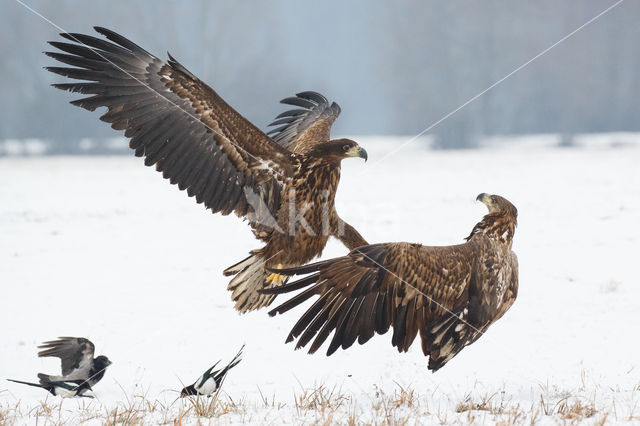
[{"xmin": 342, "ymin": 144, "xmax": 351, "ymax": 152}]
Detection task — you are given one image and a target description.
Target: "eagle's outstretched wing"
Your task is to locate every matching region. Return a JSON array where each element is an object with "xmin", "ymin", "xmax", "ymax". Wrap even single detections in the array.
[
  {"xmin": 46, "ymin": 27, "xmax": 294, "ymax": 226},
  {"xmin": 265, "ymin": 243, "xmax": 473, "ymax": 354},
  {"xmin": 423, "ymin": 246, "xmax": 518, "ymax": 371},
  {"xmin": 267, "ymin": 91, "xmax": 341, "ymax": 153},
  {"xmin": 265, "ymin": 238, "xmax": 518, "ymax": 371}
]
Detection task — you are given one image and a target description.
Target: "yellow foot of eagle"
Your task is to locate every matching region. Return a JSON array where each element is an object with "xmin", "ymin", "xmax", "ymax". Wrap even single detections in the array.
[{"xmin": 265, "ymin": 264, "xmax": 286, "ymax": 286}]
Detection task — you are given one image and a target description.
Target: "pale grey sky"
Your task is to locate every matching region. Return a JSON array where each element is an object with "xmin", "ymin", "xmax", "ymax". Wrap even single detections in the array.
[{"xmin": 1, "ymin": 0, "xmax": 637, "ymax": 148}]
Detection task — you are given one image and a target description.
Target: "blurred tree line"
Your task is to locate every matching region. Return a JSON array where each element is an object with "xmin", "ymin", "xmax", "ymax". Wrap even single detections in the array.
[{"xmin": 1, "ymin": 0, "xmax": 638, "ymax": 151}]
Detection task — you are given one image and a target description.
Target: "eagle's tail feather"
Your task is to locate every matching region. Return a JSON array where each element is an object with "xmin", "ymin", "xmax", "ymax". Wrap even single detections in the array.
[
  {"xmin": 223, "ymin": 254, "xmax": 256, "ymax": 276},
  {"xmin": 224, "ymin": 253, "xmax": 287, "ymax": 313},
  {"xmin": 424, "ymin": 308, "xmax": 477, "ymax": 372}
]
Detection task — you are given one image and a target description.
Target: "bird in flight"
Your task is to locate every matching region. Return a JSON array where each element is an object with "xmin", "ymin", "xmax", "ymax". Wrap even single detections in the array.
[
  {"xmin": 180, "ymin": 345, "xmax": 244, "ymax": 397},
  {"xmin": 45, "ymin": 28, "xmax": 368, "ymax": 313},
  {"xmin": 37, "ymin": 337, "xmax": 112, "ymax": 392},
  {"xmin": 263, "ymin": 194, "xmax": 519, "ymax": 371}
]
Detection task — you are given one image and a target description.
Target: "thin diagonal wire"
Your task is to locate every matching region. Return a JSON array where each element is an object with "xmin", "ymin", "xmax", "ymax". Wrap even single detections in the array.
[
  {"xmin": 274, "ymin": 217, "xmax": 490, "ymax": 337},
  {"xmin": 340, "ymin": 1, "xmax": 625, "ymax": 341},
  {"xmin": 355, "ymin": 247, "xmax": 485, "ymax": 335},
  {"xmin": 14, "ymin": 0, "xmax": 621, "ymax": 350},
  {"xmin": 364, "ymin": 0, "xmax": 625, "ymax": 171}
]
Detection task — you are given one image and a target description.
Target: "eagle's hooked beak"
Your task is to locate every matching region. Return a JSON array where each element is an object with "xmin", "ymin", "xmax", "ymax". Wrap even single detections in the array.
[
  {"xmin": 353, "ymin": 146, "xmax": 368, "ymax": 162},
  {"xmin": 476, "ymin": 193, "xmax": 490, "ymax": 205}
]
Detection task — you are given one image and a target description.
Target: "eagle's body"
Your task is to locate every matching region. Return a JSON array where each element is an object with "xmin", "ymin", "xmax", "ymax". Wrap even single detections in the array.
[
  {"xmin": 263, "ymin": 158, "xmax": 341, "ymax": 265},
  {"xmin": 45, "ymin": 28, "xmax": 368, "ymax": 312},
  {"xmin": 224, "ymin": 144, "xmax": 361, "ymax": 310},
  {"xmin": 265, "ymin": 194, "xmax": 519, "ymax": 371}
]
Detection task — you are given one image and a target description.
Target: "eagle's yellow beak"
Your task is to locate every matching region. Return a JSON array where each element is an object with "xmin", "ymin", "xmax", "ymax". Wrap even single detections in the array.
[
  {"xmin": 347, "ymin": 146, "xmax": 368, "ymax": 162},
  {"xmin": 476, "ymin": 193, "xmax": 491, "ymax": 205}
]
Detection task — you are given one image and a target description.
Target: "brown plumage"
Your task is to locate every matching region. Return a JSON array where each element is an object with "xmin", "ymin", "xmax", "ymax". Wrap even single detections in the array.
[
  {"xmin": 45, "ymin": 27, "xmax": 368, "ymax": 312},
  {"xmin": 264, "ymin": 194, "xmax": 519, "ymax": 371}
]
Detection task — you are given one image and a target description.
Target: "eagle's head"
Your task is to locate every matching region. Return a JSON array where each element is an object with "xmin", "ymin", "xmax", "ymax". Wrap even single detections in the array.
[
  {"xmin": 467, "ymin": 193, "xmax": 518, "ymax": 245},
  {"xmin": 313, "ymin": 138, "xmax": 368, "ymax": 163},
  {"xmin": 476, "ymin": 193, "xmax": 518, "ymax": 219}
]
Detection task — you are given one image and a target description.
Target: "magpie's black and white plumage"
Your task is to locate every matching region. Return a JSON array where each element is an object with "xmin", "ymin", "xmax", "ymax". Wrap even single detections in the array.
[
  {"xmin": 7, "ymin": 378, "xmax": 93, "ymax": 398},
  {"xmin": 180, "ymin": 345, "xmax": 244, "ymax": 397},
  {"xmin": 37, "ymin": 337, "xmax": 112, "ymax": 390}
]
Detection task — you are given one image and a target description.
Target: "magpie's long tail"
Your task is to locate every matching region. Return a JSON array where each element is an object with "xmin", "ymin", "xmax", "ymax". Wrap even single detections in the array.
[
  {"xmin": 213, "ymin": 344, "xmax": 245, "ymax": 386},
  {"xmin": 7, "ymin": 379, "xmax": 45, "ymax": 389},
  {"xmin": 39, "ymin": 373, "xmax": 90, "ymax": 392}
]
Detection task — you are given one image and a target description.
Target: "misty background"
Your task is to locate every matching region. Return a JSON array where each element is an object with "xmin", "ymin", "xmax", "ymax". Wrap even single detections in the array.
[{"xmin": 1, "ymin": 0, "xmax": 638, "ymax": 152}]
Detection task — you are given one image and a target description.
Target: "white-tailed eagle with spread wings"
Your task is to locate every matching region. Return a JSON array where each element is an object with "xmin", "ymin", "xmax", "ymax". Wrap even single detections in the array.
[
  {"xmin": 45, "ymin": 28, "xmax": 369, "ymax": 313},
  {"xmin": 264, "ymin": 194, "xmax": 519, "ymax": 371}
]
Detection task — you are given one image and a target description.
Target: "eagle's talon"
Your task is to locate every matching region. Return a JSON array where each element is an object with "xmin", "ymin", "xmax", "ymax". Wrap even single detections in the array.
[{"xmin": 266, "ymin": 264, "xmax": 286, "ymax": 286}]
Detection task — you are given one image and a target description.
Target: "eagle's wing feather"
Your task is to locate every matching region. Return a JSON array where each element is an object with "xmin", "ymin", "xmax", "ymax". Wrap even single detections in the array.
[
  {"xmin": 493, "ymin": 251, "xmax": 519, "ymax": 321},
  {"xmin": 46, "ymin": 27, "xmax": 294, "ymax": 226},
  {"xmin": 265, "ymin": 196, "xmax": 519, "ymax": 371},
  {"xmin": 424, "ymin": 239, "xmax": 519, "ymax": 371},
  {"xmin": 267, "ymin": 91, "xmax": 341, "ymax": 153},
  {"xmin": 266, "ymin": 242, "xmax": 476, "ymax": 359},
  {"xmin": 37, "ymin": 337, "xmax": 95, "ymax": 380}
]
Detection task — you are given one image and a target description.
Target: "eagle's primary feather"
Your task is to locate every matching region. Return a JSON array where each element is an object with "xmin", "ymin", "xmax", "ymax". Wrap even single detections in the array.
[
  {"xmin": 46, "ymin": 27, "xmax": 368, "ymax": 312},
  {"xmin": 267, "ymin": 91, "xmax": 342, "ymax": 154},
  {"xmin": 264, "ymin": 194, "xmax": 519, "ymax": 371}
]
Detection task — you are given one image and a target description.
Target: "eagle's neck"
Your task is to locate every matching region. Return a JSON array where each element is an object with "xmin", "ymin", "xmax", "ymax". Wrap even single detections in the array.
[{"xmin": 466, "ymin": 212, "xmax": 516, "ymax": 249}]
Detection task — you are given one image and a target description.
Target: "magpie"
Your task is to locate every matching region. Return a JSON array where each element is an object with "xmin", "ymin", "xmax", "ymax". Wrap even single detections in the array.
[
  {"xmin": 7, "ymin": 378, "xmax": 93, "ymax": 398},
  {"xmin": 180, "ymin": 344, "xmax": 244, "ymax": 397},
  {"xmin": 37, "ymin": 337, "xmax": 112, "ymax": 391}
]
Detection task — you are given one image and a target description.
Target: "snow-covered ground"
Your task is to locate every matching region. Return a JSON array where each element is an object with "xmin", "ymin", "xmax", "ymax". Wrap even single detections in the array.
[{"xmin": 1, "ymin": 137, "xmax": 639, "ymax": 424}]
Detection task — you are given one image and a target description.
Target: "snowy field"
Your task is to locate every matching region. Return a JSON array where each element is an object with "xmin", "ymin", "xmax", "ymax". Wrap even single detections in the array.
[{"xmin": 1, "ymin": 137, "xmax": 639, "ymax": 424}]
